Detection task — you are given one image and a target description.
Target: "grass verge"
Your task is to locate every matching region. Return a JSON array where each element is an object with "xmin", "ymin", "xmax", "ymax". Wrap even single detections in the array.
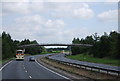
[
  {"xmin": 66, "ymin": 54, "xmax": 120, "ymax": 66},
  {"xmin": 0, "ymin": 57, "xmax": 15, "ymax": 65},
  {"xmin": 40, "ymin": 52, "xmax": 53, "ymax": 55},
  {"xmin": 39, "ymin": 57, "xmax": 119, "ymax": 80},
  {"xmin": 41, "ymin": 51, "xmax": 61, "ymax": 54}
]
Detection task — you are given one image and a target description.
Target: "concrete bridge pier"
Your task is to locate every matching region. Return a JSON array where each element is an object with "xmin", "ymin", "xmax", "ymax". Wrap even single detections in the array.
[{"xmin": 68, "ymin": 46, "xmax": 71, "ymax": 55}]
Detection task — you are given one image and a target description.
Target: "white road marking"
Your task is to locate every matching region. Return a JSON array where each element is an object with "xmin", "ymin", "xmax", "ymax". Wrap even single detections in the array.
[
  {"xmin": 0, "ymin": 61, "xmax": 12, "ymax": 71},
  {"xmin": 35, "ymin": 59, "xmax": 72, "ymax": 80},
  {"xmin": 29, "ymin": 76, "xmax": 32, "ymax": 78},
  {"xmin": 23, "ymin": 65, "xmax": 32, "ymax": 79}
]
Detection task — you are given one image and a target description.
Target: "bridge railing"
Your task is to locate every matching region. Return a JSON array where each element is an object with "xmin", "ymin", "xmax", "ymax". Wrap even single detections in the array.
[{"xmin": 18, "ymin": 43, "xmax": 93, "ymax": 48}]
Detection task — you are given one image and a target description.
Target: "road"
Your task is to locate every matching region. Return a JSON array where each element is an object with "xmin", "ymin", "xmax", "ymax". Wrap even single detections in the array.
[
  {"xmin": 1, "ymin": 54, "xmax": 71, "ymax": 81},
  {"xmin": 48, "ymin": 54, "xmax": 120, "ymax": 73}
]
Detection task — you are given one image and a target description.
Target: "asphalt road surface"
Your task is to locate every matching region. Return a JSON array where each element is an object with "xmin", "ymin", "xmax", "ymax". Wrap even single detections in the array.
[
  {"xmin": 1, "ymin": 54, "xmax": 71, "ymax": 81},
  {"xmin": 49, "ymin": 54, "xmax": 120, "ymax": 72}
]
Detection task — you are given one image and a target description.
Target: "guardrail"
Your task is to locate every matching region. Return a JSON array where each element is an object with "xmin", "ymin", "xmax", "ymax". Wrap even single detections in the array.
[{"xmin": 47, "ymin": 54, "xmax": 120, "ymax": 77}]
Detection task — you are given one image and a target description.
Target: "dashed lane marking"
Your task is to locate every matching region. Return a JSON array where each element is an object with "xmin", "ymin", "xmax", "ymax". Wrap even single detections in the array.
[{"xmin": 29, "ymin": 76, "xmax": 32, "ymax": 79}]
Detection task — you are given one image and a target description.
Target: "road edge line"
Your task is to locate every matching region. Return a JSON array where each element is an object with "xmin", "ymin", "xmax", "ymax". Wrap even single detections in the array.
[
  {"xmin": 0, "ymin": 61, "xmax": 12, "ymax": 71},
  {"xmin": 35, "ymin": 59, "xmax": 72, "ymax": 80}
]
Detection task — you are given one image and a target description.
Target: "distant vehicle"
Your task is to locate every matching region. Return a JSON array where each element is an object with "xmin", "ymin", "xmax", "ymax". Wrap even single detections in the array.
[
  {"xmin": 16, "ymin": 49, "xmax": 25, "ymax": 61},
  {"xmin": 61, "ymin": 50, "xmax": 65, "ymax": 54},
  {"xmin": 29, "ymin": 56, "xmax": 35, "ymax": 61}
]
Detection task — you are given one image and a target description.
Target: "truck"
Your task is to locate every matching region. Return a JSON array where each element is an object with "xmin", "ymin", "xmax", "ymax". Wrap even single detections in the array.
[{"xmin": 16, "ymin": 49, "xmax": 25, "ymax": 61}]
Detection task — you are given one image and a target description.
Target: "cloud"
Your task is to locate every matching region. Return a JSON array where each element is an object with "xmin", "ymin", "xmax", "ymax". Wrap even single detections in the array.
[
  {"xmin": 1, "ymin": 0, "xmax": 119, "ymax": 2},
  {"xmin": 2, "ymin": 2, "xmax": 94, "ymax": 20},
  {"xmin": 2, "ymin": 2, "xmax": 45, "ymax": 16},
  {"xmin": 3, "ymin": 2, "xmax": 111, "ymax": 44},
  {"xmin": 1, "ymin": 0, "xmax": 30, "ymax": 2},
  {"xmin": 106, "ymin": 0, "xmax": 119, "ymax": 2},
  {"xmin": 29, "ymin": 2, "xmax": 45, "ymax": 13},
  {"xmin": 73, "ymin": 3, "xmax": 94, "ymax": 19},
  {"xmin": 73, "ymin": 7, "xmax": 94, "ymax": 19},
  {"xmin": 3, "ymin": 15, "xmax": 65, "ymax": 41},
  {"xmin": 30, "ymin": 0, "xmax": 108, "ymax": 2},
  {"xmin": 97, "ymin": 10, "xmax": 118, "ymax": 22},
  {"xmin": 45, "ymin": 19, "xmax": 65, "ymax": 28},
  {"xmin": 2, "ymin": 14, "xmax": 90, "ymax": 43},
  {"xmin": 51, "ymin": 3, "xmax": 94, "ymax": 19},
  {"xmin": 15, "ymin": 15, "xmax": 44, "ymax": 25},
  {"xmin": 2, "ymin": 2, "xmax": 30, "ymax": 15}
]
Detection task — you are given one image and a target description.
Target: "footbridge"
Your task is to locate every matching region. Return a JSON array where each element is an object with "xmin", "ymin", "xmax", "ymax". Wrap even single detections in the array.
[
  {"xmin": 18, "ymin": 43, "xmax": 93, "ymax": 48},
  {"xmin": 18, "ymin": 43, "xmax": 93, "ymax": 55}
]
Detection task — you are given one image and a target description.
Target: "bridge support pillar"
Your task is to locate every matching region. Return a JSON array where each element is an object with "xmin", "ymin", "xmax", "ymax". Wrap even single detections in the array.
[
  {"xmin": 23, "ymin": 48, "xmax": 25, "ymax": 52},
  {"xmin": 69, "ymin": 46, "xmax": 71, "ymax": 55}
]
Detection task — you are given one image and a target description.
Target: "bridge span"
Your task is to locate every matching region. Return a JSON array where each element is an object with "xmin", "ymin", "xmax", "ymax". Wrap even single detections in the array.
[
  {"xmin": 19, "ymin": 43, "xmax": 93, "ymax": 55},
  {"xmin": 18, "ymin": 43, "xmax": 93, "ymax": 48}
]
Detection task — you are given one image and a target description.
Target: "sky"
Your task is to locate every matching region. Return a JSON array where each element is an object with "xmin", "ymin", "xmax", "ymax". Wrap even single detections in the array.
[{"xmin": 1, "ymin": 0, "xmax": 119, "ymax": 48}]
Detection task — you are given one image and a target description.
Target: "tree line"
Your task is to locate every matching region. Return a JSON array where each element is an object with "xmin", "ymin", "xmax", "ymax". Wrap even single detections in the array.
[
  {"xmin": 71, "ymin": 31, "xmax": 120, "ymax": 59},
  {"xmin": 2, "ymin": 31, "xmax": 45, "ymax": 60},
  {"xmin": 2, "ymin": 31, "xmax": 120, "ymax": 60}
]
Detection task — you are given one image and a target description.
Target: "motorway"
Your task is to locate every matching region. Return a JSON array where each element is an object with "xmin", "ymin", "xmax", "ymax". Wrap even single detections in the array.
[
  {"xmin": 2, "ymin": 53, "xmax": 119, "ymax": 81},
  {"xmin": 1, "ymin": 54, "xmax": 71, "ymax": 81},
  {"xmin": 48, "ymin": 54, "xmax": 120, "ymax": 73}
]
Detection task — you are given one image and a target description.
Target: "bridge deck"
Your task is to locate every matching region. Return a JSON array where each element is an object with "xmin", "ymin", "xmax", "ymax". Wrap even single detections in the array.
[{"xmin": 19, "ymin": 44, "xmax": 93, "ymax": 48}]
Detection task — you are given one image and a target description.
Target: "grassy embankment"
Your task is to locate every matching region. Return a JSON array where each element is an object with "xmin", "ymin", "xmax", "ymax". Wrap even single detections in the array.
[
  {"xmin": 66, "ymin": 54, "xmax": 120, "ymax": 66},
  {"xmin": 0, "ymin": 57, "xmax": 15, "ymax": 65},
  {"xmin": 0, "ymin": 53, "xmax": 30, "ymax": 65},
  {"xmin": 41, "ymin": 51, "xmax": 61, "ymax": 54},
  {"xmin": 39, "ymin": 57, "xmax": 118, "ymax": 80}
]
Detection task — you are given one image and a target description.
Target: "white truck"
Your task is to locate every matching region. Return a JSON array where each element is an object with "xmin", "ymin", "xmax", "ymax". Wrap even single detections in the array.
[{"xmin": 16, "ymin": 50, "xmax": 24, "ymax": 61}]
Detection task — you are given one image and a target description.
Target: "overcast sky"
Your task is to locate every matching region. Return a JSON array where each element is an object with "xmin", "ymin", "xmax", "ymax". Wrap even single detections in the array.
[{"xmin": 1, "ymin": 0, "xmax": 119, "ymax": 47}]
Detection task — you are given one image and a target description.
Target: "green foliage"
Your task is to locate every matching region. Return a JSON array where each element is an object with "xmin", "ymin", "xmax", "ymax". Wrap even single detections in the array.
[
  {"xmin": 2, "ymin": 31, "xmax": 17, "ymax": 60},
  {"xmin": 116, "ymin": 33, "xmax": 120, "ymax": 59},
  {"xmin": 109, "ymin": 31, "xmax": 120, "ymax": 59},
  {"xmin": 0, "ymin": 36, "xmax": 2, "ymax": 60},
  {"xmin": 2, "ymin": 31, "xmax": 46, "ymax": 60},
  {"xmin": 19, "ymin": 39, "xmax": 44, "ymax": 55},
  {"xmin": 71, "ymin": 36, "xmax": 94, "ymax": 55},
  {"xmin": 66, "ymin": 54, "xmax": 120, "ymax": 66},
  {"xmin": 71, "ymin": 31, "xmax": 120, "ymax": 59}
]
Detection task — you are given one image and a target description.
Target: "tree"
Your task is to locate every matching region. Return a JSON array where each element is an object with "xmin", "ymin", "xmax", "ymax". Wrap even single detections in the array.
[
  {"xmin": 71, "ymin": 38, "xmax": 81, "ymax": 55},
  {"xmin": 85, "ymin": 36, "xmax": 94, "ymax": 44},
  {"xmin": 116, "ymin": 33, "xmax": 120, "ymax": 59},
  {"xmin": 71, "ymin": 37, "xmax": 91, "ymax": 55},
  {"xmin": 2, "ymin": 31, "xmax": 16, "ymax": 59},
  {"xmin": 109, "ymin": 31, "xmax": 120, "ymax": 59},
  {"xmin": 0, "ymin": 36, "xmax": 1, "ymax": 60},
  {"xmin": 2, "ymin": 31, "xmax": 47, "ymax": 60},
  {"xmin": 92, "ymin": 33, "xmax": 100, "ymax": 43},
  {"xmin": 19, "ymin": 39, "xmax": 45, "ymax": 55},
  {"xmin": 98, "ymin": 35, "xmax": 110, "ymax": 58}
]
